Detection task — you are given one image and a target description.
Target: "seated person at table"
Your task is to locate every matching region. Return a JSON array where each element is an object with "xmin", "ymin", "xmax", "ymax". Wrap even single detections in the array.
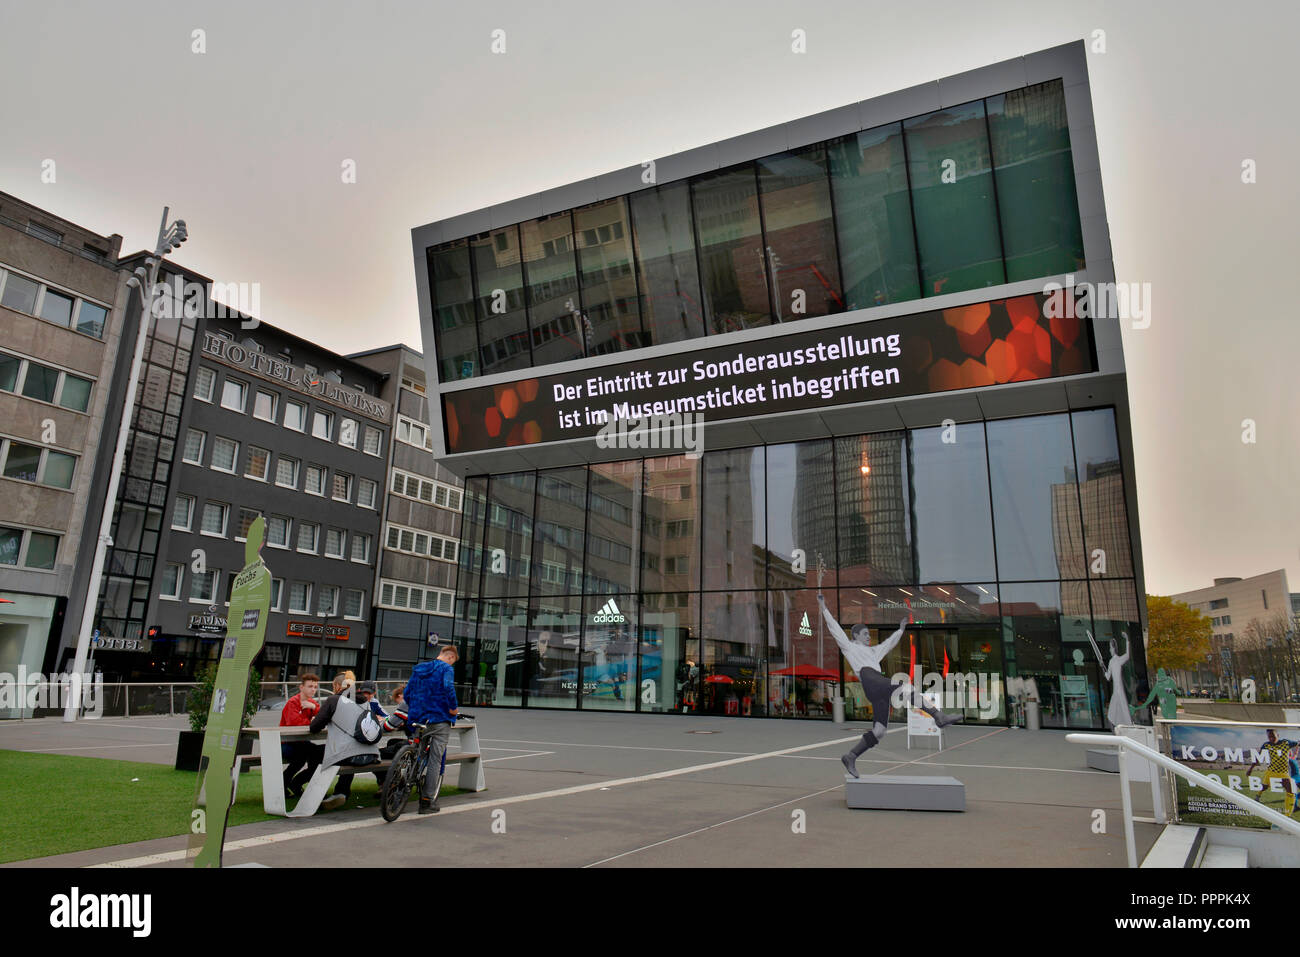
[
  {"xmin": 279, "ymin": 673, "xmax": 322, "ymax": 799},
  {"xmin": 312, "ymin": 672, "xmax": 382, "ymax": 811}
]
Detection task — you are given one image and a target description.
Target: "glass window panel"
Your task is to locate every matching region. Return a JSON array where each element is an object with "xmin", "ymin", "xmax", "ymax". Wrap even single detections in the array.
[
  {"xmin": 765, "ymin": 440, "xmax": 834, "ymax": 590},
  {"xmin": 629, "ymin": 181, "xmax": 705, "ymax": 345},
  {"xmin": 345, "ymin": 589, "xmax": 364, "ymax": 618},
  {"xmin": 42, "ymin": 450, "xmax": 75, "ymax": 489},
  {"xmin": 640, "ymin": 591, "xmax": 700, "ymax": 713},
  {"xmin": 267, "ymin": 515, "xmax": 289, "ymax": 547},
  {"xmin": 289, "ymin": 582, "xmax": 311, "ymax": 612},
  {"xmin": 270, "ymin": 578, "xmax": 283, "ymax": 609},
  {"xmin": 585, "ymin": 461, "xmax": 641, "ymax": 594},
  {"xmin": 521, "ymin": 214, "xmax": 582, "ymax": 365},
  {"xmin": 756, "ymin": 144, "xmax": 843, "ymax": 320},
  {"xmin": 986, "ymin": 80, "xmax": 1084, "ymax": 282},
  {"xmin": 358, "ymin": 477, "xmax": 377, "ymax": 508},
  {"xmin": 700, "ymin": 590, "xmax": 768, "ymax": 716},
  {"xmin": 245, "ymin": 446, "xmax": 269, "ymax": 480},
  {"xmin": 3, "ymin": 442, "xmax": 42, "ymax": 481},
  {"xmin": 201, "ymin": 503, "xmax": 226, "ymax": 535},
  {"xmin": 211, "ymin": 436, "xmax": 238, "ymax": 472},
  {"xmin": 641, "ymin": 455, "xmax": 700, "ymax": 593},
  {"xmin": 482, "ymin": 472, "xmax": 535, "ymax": 599},
  {"xmin": 1, "ymin": 273, "xmax": 39, "ymax": 313},
  {"xmin": 312, "ymin": 410, "xmax": 332, "ymax": 440},
  {"xmin": 430, "ymin": 239, "xmax": 478, "ymax": 381},
  {"xmin": 904, "ymin": 100, "xmax": 1005, "ymax": 295},
  {"xmin": 339, "ymin": 418, "xmax": 358, "ymax": 448},
  {"xmin": 827, "ymin": 123, "xmax": 921, "ymax": 308},
  {"xmin": 526, "ymin": 597, "xmax": 582, "ymax": 709},
  {"xmin": 351, "ymin": 533, "xmax": 370, "ymax": 562},
  {"xmin": 183, "ymin": 429, "xmax": 205, "ymax": 464},
  {"xmin": 1071, "ymin": 409, "xmax": 1134, "ymax": 579},
  {"xmin": 221, "ymin": 378, "xmax": 246, "ymax": 411},
  {"xmin": 909, "ymin": 421, "xmax": 996, "ymax": 582},
  {"xmin": 189, "ymin": 570, "xmax": 217, "ymax": 602},
  {"xmin": 471, "ymin": 225, "xmax": 531, "ymax": 377},
  {"xmin": 363, "ymin": 427, "xmax": 381, "ymax": 455},
  {"xmin": 161, "ymin": 564, "xmax": 182, "ymax": 598},
  {"xmin": 317, "ymin": 585, "xmax": 338, "ymax": 616},
  {"xmin": 58, "ymin": 373, "xmax": 92, "ymax": 412},
  {"xmin": 580, "ymin": 593, "xmax": 638, "ymax": 711},
  {"xmin": 298, "ymin": 522, "xmax": 318, "ymax": 551},
  {"xmin": 305, "ymin": 465, "xmax": 325, "ymax": 495},
  {"xmin": 531, "ymin": 466, "xmax": 589, "ymax": 596},
  {"xmin": 457, "ymin": 476, "xmax": 489, "ymax": 601},
  {"xmin": 21, "ymin": 362, "xmax": 59, "ymax": 402},
  {"xmin": 768, "ymin": 588, "xmax": 843, "ymax": 719},
  {"xmin": 24, "ymin": 532, "xmax": 57, "ymax": 569},
  {"xmin": 253, "ymin": 390, "xmax": 276, "ymax": 421},
  {"xmin": 0, "ymin": 526, "xmax": 20, "ymax": 565},
  {"xmin": 692, "ymin": 165, "xmax": 771, "ymax": 333},
  {"xmin": 574, "ymin": 198, "xmax": 643, "ymax": 355},
  {"xmin": 332, "ymin": 472, "xmax": 351, "ymax": 501},
  {"xmin": 987, "ymin": 414, "xmax": 1080, "ymax": 580},
  {"xmin": 76, "ymin": 300, "xmax": 108, "ymax": 337},
  {"xmin": 0, "ymin": 353, "xmax": 19, "ymax": 392},
  {"xmin": 237, "ymin": 508, "xmax": 259, "ymax": 539},
  {"xmin": 473, "ymin": 599, "xmax": 529, "ymax": 707},
  {"xmin": 702, "ymin": 447, "xmax": 765, "ymax": 590},
  {"xmin": 326, "ymin": 528, "xmax": 345, "ymax": 557},
  {"xmin": 39, "ymin": 289, "xmax": 74, "ymax": 327},
  {"xmin": 284, "ymin": 401, "xmax": 306, "ymax": 431},
  {"xmin": 833, "ymin": 433, "xmax": 912, "ymax": 585},
  {"xmin": 172, "ymin": 495, "xmax": 193, "ymax": 529},
  {"xmin": 275, "ymin": 456, "xmax": 299, "ymax": 487},
  {"xmin": 1001, "ymin": 580, "xmax": 1095, "ymax": 730}
]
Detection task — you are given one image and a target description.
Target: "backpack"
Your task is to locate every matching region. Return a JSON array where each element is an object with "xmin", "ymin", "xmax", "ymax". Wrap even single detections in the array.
[{"xmin": 353, "ymin": 708, "xmax": 382, "ymax": 744}]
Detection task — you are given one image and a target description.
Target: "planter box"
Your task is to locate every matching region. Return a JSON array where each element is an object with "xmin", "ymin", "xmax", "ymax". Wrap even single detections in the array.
[{"xmin": 175, "ymin": 729, "xmax": 254, "ymax": 772}]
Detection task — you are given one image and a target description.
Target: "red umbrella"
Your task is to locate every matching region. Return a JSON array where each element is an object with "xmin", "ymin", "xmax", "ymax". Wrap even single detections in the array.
[{"xmin": 705, "ymin": 674, "xmax": 734, "ymax": 684}]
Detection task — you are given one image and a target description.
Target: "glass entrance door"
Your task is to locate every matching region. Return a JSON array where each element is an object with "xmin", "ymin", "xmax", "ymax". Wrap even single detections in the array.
[{"xmin": 902, "ymin": 625, "xmax": 1006, "ymax": 725}]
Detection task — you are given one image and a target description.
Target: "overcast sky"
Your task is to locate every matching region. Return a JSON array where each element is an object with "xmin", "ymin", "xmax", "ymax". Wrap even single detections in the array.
[{"xmin": 1, "ymin": 0, "xmax": 1296, "ymax": 597}]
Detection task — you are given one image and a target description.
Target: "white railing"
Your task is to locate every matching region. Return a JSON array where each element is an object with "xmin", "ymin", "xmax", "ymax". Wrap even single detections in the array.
[{"xmin": 1066, "ymin": 731, "xmax": 1300, "ymax": 868}]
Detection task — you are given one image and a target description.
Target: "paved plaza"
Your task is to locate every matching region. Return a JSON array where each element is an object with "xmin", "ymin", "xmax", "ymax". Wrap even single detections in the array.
[{"xmin": 1, "ymin": 710, "xmax": 1161, "ymax": 868}]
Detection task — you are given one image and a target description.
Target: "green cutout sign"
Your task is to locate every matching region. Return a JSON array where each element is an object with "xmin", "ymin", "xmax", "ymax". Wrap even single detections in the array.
[{"xmin": 190, "ymin": 516, "xmax": 272, "ymax": 867}]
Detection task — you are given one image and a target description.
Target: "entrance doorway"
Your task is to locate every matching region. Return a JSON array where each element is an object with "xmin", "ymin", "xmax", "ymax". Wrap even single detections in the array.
[{"xmin": 900, "ymin": 625, "xmax": 1006, "ymax": 725}]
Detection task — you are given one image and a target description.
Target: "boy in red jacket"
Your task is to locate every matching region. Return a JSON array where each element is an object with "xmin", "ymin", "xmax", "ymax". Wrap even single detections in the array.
[{"xmin": 279, "ymin": 673, "xmax": 322, "ymax": 798}]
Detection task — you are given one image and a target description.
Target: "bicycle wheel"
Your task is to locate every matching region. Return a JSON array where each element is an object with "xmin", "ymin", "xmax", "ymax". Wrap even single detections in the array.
[{"xmin": 380, "ymin": 745, "xmax": 417, "ymax": 822}]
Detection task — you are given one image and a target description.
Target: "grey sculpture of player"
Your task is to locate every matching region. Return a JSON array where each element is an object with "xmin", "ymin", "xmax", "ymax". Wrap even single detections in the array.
[{"xmin": 1086, "ymin": 629, "xmax": 1132, "ymax": 729}]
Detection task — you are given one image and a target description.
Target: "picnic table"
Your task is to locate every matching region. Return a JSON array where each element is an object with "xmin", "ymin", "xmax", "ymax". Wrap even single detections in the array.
[{"xmin": 226, "ymin": 722, "xmax": 485, "ymax": 817}]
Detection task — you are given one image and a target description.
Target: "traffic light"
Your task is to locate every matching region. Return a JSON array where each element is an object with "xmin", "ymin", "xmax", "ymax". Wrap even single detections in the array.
[{"xmin": 146, "ymin": 625, "xmax": 162, "ymax": 639}]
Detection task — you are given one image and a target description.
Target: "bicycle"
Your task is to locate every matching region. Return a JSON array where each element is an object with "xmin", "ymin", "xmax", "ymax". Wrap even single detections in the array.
[{"xmin": 380, "ymin": 715, "xmax": 473, "ymax": 822}]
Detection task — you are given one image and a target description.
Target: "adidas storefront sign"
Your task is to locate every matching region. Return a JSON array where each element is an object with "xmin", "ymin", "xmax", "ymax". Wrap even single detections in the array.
[
  {"xmin": 592, "ymin": 599, "xmax": 626, "ymax": 623},
  {"xmin": 798, "ymin": 612, "xmax": 813, "ymax": 637}
]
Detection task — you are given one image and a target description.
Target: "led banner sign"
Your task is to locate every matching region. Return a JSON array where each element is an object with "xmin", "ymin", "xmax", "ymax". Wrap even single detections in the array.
[
  {"xmin": 442, "ymin": 292, "xmax": 1094, "ymax": 454},
  {"xmin": 286, "ymin": 620, "xmax": 351, "ymax": 640}
]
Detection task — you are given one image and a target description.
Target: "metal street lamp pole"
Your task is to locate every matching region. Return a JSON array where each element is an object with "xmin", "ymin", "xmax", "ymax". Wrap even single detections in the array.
[{"xmin": 63, "ymin": 209, "xmax": 188, "ymax": 721}]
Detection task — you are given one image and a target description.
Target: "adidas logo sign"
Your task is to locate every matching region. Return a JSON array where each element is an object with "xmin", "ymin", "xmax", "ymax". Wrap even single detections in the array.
[
  {"xmin": 798, "ymin": 612, "xmax": 812, "ymax": 637},
  {"xmin": 592, "ymin": 598, "xmax": 626, "ymax": 623}
]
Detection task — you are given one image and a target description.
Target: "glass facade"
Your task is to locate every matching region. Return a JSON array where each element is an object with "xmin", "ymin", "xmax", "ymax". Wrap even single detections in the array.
[
  {"xmin": 451, "ymin": 408, "xmax": 1136, "ymax": 728},
  {"xmin": 431, "ymin": 79, "xmax": 1084, "ymax": 382}
]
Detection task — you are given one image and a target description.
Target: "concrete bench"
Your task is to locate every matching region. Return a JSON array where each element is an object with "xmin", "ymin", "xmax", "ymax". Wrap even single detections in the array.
[{"xmin": 844, "ymin": 774, "xmax": 965, "ymax": 811}]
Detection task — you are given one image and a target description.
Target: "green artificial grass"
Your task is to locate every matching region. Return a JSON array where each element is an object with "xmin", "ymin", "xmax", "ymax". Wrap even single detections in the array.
[{"xmin": 0, "ymin": 749, "xmax": 459, "ymax": 864}]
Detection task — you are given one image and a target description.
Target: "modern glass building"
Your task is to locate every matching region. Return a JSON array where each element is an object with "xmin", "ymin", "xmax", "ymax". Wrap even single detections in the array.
[{"xmin": 413, "ymin": 42, "xmax": 1147, "ymax": 729}]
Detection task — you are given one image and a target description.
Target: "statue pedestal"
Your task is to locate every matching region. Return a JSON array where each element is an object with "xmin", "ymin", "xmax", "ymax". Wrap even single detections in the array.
[{"xmin": 844, "ymin": 774, "xmax": 965, "ymax": 811}]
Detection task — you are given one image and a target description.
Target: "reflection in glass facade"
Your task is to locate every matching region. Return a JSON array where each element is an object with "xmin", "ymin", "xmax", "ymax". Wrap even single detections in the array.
[
  {"xmin": 430, "ymin": 80, "xmax": 1084, "ymax": 380},
  {"xmin": 450, "ymin": 409, "xmax": 1136, "ymax": 728}
]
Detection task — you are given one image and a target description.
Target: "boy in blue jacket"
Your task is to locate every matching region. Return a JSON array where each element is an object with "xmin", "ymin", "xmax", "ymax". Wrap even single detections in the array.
[{"xmin": 402, "ymin": 644, "xmax": 459, "ymax": 814}]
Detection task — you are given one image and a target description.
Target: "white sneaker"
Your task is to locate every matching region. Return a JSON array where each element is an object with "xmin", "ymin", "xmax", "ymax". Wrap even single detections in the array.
[{"xmin": 321, "ymin": 795, "xmax": 346, "ymax": 811}]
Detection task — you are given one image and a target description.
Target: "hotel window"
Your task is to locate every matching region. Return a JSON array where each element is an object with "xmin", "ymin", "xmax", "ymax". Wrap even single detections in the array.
[
  {"xmin": 211, "ymin": 436, "xmax": 238, "ymax": 473},
  {"xmin": 363, "ymin": 427, "xmax": 382, "ymax": 456},
  {"xmin": 331, "ymin": 471, "xmax": 353, "ymax": 502},
  {"xmin": 200, "ymin": 502, "xmax": 228, "ymax": 537},
  {"xmin": 339, "ymin": 418, "xmax": 358, "ymax": 449},
  {"xmin": 183, "ymin": 429, "xmax": 206, "ymax": 465},
  {"xmin": 172, "ymin": 494, "xmax": 195, "ymax": 531},
  {"xmin": 351, "ymin": 532, "xmax": 371, "ymax": 563},
  {"xmin": 270, "ymin": 578, "xmax": 284, "ymax": 611},
  {"xmin": 160, "ymin": 563, "xmax": 183, "ymax": 600},
  {"xmin": 312, "ymin": 410, "xmax": 333, "ymax": 440},
  {"xmin": 357, "ymin": 477, "xmax": 378, "ymax": 509},
  {"xmin": 297, "ymin": 522, "xmax": 319, "ymax": 553},
  {"xmin": 194, "ymin": 367, "xmax": 216, "ymax": 402},
  {"xmin": 289, "ymin": 582, "xmax": 311, "ymax": 614},
  {"xmin": 317, "ymin": 584, "xmax": 339, "ymax": 616},
  {"xmin": 221, "ymin": 377, "xmax": 248, "ymax": 413},
  {"xmin": 253, "ymin": 389, "xmax": 277, "ymax": 422},
  {"xmin": 189, "ymin": 569, "xmax": 219, "ymax": 603},
  {"xmin": 284, "ymin": 400, "xmax": 307, "ymax": 432},
  {"xmin": 267, "ymin": 515, "xmax": 291, "ymax": 548},
  {"xmin": 344, "ymin": 589, "xmax": 365, "ymax": 619},
  {"xmin": 275, "ymin": 455, "xmax": 300, "ymax": 488},
  {"xmin": 305, "ymin": 465, "xmax": 326, "ymax": 496},
  {"xmin": 245, "ymin": 445, "xmax": 270, "ymax": 481},
  {"xmin": 325, "ymin": 528, "xmax": 346, "ymax": 559},
  {"xmin": 235, "ymin": 508, "xmax": 260, "ymax": 541}
]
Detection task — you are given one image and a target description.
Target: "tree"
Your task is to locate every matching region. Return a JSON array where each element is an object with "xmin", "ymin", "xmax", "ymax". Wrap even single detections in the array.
[{"xmin": 1145, "ymin": 595, "xmax": 1212, "ymax": 672}]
